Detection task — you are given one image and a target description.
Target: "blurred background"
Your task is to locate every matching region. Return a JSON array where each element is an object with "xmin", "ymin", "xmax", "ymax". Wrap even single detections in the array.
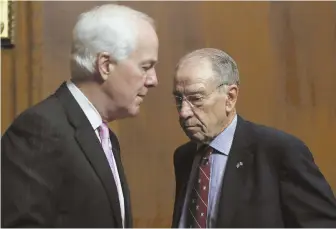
[{"xmin": 1, "ymin": 1, "xmax": 336, "ymax": 227}]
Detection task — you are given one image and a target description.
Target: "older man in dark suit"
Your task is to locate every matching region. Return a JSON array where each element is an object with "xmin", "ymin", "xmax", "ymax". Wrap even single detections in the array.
[{"xmin": 171, "ymin": 48, "xmax": 336, "ymax": 228}]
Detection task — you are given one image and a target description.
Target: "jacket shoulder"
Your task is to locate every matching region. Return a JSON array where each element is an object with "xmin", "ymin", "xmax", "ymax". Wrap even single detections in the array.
[
  {"xmin": 4, "ymin": 94, "xmax": 65, "ymax": 135},
  {"xmin": 245, "ymin": 119, "xmax": 313, "ymax": 166},
  {"xmin": 250, "ymin": 121, "xmax": 308, "ymax": 149}
]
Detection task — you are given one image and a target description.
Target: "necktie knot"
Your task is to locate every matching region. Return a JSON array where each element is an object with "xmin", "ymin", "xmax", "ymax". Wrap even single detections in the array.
[
  {"xmin": 99, "ymin": 122, "xmax": 109, "ymax": 140},
  {"xmin": 203, "ymin": 146, "xmax": 212, "ymax": 157},
  {"xmin": 199, "ymin": 145, "xmax": 212, "ymax": 161}
]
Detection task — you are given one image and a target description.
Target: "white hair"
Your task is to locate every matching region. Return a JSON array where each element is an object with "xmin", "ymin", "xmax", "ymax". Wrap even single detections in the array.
[
  {"xmin": 70, "ymin": 4, "xmax": 154, "ymax": 79},
  {"xmin": 176, "ymin": 48, "xmax": 240, "ymax": 87}
]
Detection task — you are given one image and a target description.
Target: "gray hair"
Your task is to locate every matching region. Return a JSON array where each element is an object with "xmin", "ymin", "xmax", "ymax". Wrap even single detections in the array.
[
  {"xmin": 70, "ymin": 4, "xmax": 155, "ymax": 79},
  {"xmin": 176, "ymin": 48, "xmax": 240, "ymax": 87}
]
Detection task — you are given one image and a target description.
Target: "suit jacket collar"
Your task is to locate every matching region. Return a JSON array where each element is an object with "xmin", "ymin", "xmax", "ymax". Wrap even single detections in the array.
[
  {"xmin": 65, "ymin": 80, "xmax": 102, "ymax": 131},
  {"xmin": 54, "ymin": 82, "xmax": 124, "ymax": 227},
  {"xmin": 210, "ymin": 114, "xmax": 238, "ymax": 155},
  {"xmin": 54, "ymin": 82, "xmax": 92, "ymax": 129}
]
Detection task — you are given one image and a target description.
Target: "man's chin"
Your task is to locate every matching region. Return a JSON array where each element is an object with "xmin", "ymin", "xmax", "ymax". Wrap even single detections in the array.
[
  {"xmin": 185, "ymin": 131, "xmax": 203, "ymax": 142},
  {"xmin": 115, "ymin": 105, "xmax": 140, "ymax": 119},
  {"xmin": 127, "ymin": 105, "xmax": 141, "ymax": 117}
]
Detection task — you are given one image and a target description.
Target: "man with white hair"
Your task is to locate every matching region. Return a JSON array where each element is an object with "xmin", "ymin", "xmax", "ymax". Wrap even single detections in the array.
[
  {"xmin": 2, "ymin": 4, "xmax": 158, "ymax": 228},
  {"xmin": 171, "ymin": 48, "xmax": 336, "ymax": 228}
]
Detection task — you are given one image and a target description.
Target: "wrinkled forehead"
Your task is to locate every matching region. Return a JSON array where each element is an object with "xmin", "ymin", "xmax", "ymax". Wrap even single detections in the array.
[{"xmin": 174, "ymin": 58, "xmax": 216, "ymax": 93}]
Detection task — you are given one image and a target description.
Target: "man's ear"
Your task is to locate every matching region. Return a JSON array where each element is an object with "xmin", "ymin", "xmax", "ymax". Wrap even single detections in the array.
[
  {"xmin": 97, "ymin": 52, "xmax": 115, "ymax": 81},
  {"xmin": 225, "ymin": 84, "xmax": 239, "ymax": 113}
]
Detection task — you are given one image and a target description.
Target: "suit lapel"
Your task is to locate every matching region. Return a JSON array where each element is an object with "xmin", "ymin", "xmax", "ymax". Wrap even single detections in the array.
[
  {"xmin": 75, "ymin": 129, "xmax": 122, "ymax": 227},
  {"xmin": 215, "ymin": 116, "xmax": 256, "ymax": 227},
  {"xmin": 109, "ymin": 130, "xmax": 133, "ymax": 228},
  {"xmin": 55, "ymin": 82, "xmax": 123, "ymax": 227}
]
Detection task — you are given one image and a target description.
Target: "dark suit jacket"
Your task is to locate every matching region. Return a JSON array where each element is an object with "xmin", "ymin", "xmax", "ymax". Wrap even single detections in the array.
[
  {"xmin": 172, "ymin": 115, "xmax": 336, "ymax": 227},
  {"xmin": 1, "ymin": 82, "xmax": 132, "ymax": 228}
]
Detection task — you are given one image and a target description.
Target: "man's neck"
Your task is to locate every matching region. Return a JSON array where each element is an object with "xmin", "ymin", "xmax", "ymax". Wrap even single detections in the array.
[
  {"xmin": 199, "ymin": 110, "xmax": 237, "ymax": 145},
  {"xmin": 73, "ymin": 80, "xmax": 111, "ymax": 122}
]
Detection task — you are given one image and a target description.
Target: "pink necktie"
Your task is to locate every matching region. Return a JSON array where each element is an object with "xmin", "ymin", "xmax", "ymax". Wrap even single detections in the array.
[{"xmin": 98, "ymin": 122, "xmax": 125, "ymax": 227}]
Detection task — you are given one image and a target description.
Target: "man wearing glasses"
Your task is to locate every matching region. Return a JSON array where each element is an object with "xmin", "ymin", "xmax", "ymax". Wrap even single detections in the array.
[{"xmin": 171, "ymin": 48, "xmax": 336, "ymax": 228}]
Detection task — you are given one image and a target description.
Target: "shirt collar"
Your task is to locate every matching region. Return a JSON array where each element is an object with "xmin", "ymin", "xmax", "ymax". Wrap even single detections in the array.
[
  {"xmin": 208, "ymin": 114, "xmax": 238, "ymax": 155},
  {"xmin": 66, "ymin": 80, "xmax": 102, "ymax": 130}
]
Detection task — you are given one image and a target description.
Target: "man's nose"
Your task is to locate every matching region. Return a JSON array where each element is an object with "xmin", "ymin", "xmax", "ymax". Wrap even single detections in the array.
[
  {"xmin": 145, "ymin": 68, "xmax": 158, "ymax": 88},
  {"xmin": 178, "ymin": 100, "xmax": 193, "ymax": 119}
]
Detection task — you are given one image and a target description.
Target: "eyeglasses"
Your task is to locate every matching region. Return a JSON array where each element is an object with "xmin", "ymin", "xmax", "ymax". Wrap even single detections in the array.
[{"xmin": 173, "ymin": 83, "xmax": 227, "ymax": 109}]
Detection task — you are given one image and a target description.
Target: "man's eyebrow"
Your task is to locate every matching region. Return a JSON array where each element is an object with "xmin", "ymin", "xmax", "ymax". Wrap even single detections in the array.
[
  {"xmin": 141, "ymin": 60, "xmax": 157, "ymax": 66},
  {"xmin": 188, "ymin": 91, "xmax": 206, "ymax": 96},
  {"xmin": 172, "ymin": 90, "xmax": 206, "ymax": 96},
  {"xmin": 172, "ymin": 90, "xmax": 180, "ymax": 96}
]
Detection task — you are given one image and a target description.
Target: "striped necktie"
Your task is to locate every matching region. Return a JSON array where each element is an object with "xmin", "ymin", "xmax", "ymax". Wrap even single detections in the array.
[{"xmin": 187, "ymin": 146, "xmax": 213, "ymax": 228}]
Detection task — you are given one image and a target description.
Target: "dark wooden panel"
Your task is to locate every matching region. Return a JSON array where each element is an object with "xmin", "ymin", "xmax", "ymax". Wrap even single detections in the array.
[
  {"xmin": 1, "ymin": 1, "xmax": 43, "ymax": 133},
  {"xmin": 2, "ymin": 1, "xmax": 335, "ymax": 228},
  {"xmin": 1, "ymin": 50, "xmax": 15, "ymax": 133},
  {"xmin": 14, "ymin": 1, "xmax": 32, "ymax": 115}
]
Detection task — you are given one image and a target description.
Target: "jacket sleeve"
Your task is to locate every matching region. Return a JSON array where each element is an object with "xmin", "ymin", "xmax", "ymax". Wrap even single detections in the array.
[
  {"xmin": 279, "ymin": 139, "xmax": 336, "ymax": 227},
  {"xmin": 1, "ymin": 111, "xmax": 62, "ymax": 227}
]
